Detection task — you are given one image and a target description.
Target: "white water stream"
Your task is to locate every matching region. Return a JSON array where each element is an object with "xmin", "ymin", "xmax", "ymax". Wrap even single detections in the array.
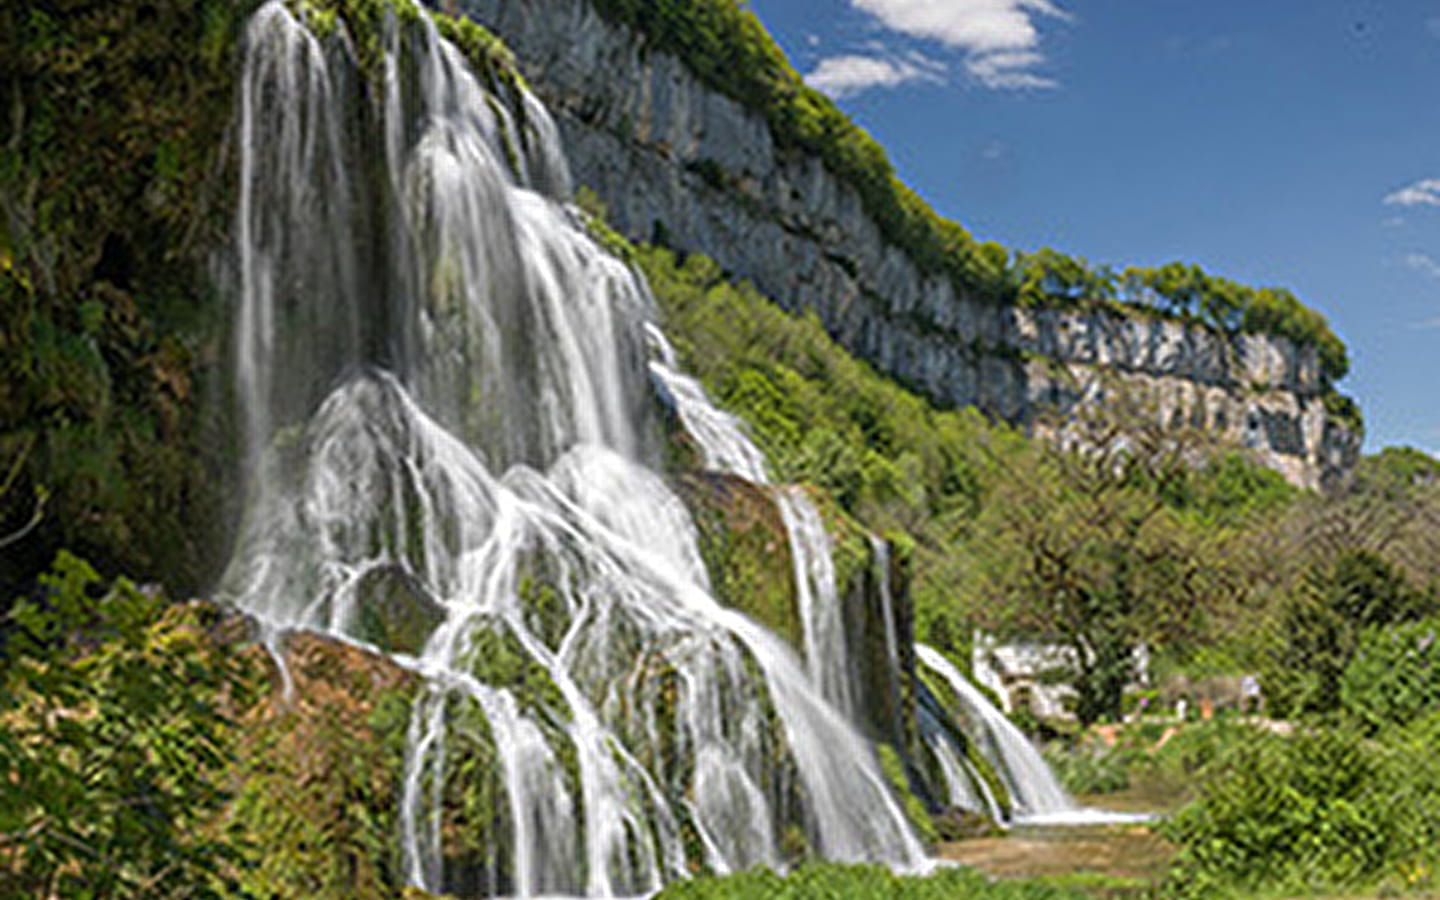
[{"xmin": 917, "ymin": 644, "xmax": 1074, "ymax": 820}]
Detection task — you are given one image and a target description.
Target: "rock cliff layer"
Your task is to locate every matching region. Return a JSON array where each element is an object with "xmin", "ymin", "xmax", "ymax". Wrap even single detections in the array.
[{"xmin": 457, "ymin": 0, "xmax": 1359, "ymax": 489}]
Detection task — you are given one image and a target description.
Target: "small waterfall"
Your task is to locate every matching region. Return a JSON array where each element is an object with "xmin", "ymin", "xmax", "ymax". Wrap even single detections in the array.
[
  {"xmin": 928, "ymin": 734, "xmax": 1004, "ymax": 823},
  {"xmin": 916, "ymin": 644, "xmax": 1075, "ymax": 821},
  {"xmin": 222, "ymin": 3, "xmax": 923, "ymax": 895},
  {"xmin": 775, "ymin": 489, "xmax": 855, "ymax": 719},
  {"xmin": 870, "ymin": 537, "xmax": 901, "ymax": 679},
  {"xmin": 649, "ymin": 331, "xmax": 855, "ymax": 718},
  {"xmin": 645, "ymin": 327, "xmax": 768, "ymax": 484}
]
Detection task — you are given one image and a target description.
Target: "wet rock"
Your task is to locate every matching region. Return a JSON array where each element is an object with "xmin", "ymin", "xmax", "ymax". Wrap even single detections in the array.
[{"xmin": 353, "ymin": 563, "xmax": 447, "ymax": 656}]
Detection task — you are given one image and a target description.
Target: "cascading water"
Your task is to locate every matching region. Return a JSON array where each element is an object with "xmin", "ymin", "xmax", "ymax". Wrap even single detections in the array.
[
  {"xmin": 647, "ymin": 336, "xmax": 855, "ymax": 718},
  {"xmin": 916, "ymin": 644, "xmax": 1075, "ymax": 822},
  {"xmin": 928, "ymin": 733, "xmax": 1003, "ymax": 823},
  {"xmin": 222, "ymin": 2, "xmax": 924, "ymax": 896}
]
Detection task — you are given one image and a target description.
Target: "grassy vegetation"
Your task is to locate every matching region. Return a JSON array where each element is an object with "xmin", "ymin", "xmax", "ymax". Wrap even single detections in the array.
[{"xmin": 651, "ymin": 861, "xmax": 1095, "ymax": 899}]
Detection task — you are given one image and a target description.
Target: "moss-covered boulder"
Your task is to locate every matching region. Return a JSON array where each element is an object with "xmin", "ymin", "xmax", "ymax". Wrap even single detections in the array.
[
  {"xmin": 677, "ymin": 471, "xmax": 800, "ymax": 648},
  {"xmin": 352, "ymin": 564, "xmax": 447, "ymax": 656}
]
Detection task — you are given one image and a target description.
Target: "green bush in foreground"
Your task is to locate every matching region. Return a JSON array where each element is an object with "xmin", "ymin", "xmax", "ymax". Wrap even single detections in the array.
[
  {"xmin": 652, "ymin": 862, "xmax": 1093, "ymax": 899},
  {"xmin": 1160, "ymin": 723, "xmax": 1440, "ymax": 897}
]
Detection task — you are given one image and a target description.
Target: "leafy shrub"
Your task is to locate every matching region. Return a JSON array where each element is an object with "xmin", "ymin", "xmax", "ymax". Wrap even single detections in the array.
[
  {"xmin": 1, "ymin": 552, "xmax": 253, "ymax": 898},
  {"xmin": 1143, "ymin": 719, "xmax": 1249, "ymax": 779},
  {"xmin": 1340, "ymin": 618, "xmax": 1440, "ymax": 734},
  {"xmin": 1266, "ymin": 551, "xmax": 1430, "ymax": 718},
  {"xmin": 1160, "ymin": 725, "xmax": 1440, "ymax": 897},
  {"xmin": 1042, "ymin": 743, "xmax": 1131, "ymax": 795}
]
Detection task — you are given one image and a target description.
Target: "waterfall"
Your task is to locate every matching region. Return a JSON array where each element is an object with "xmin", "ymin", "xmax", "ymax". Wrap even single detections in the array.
[
  {"xmin": 916, "ymin": 644, "xmax": 1075, "ymax": 822},
  {"xmin": 870, "ymin": 537, "xmax": 901, "ymax": 680},
  {"xmin": 775, "ymin": 489, "xmax": 855, "ymax": 719},
  {"xmin": 221, "ymin": 2, "xmax": 924, "ymax": 895},
  {"xmin": 928, "ymin": 734, "xmax": 1004, "ymax": 823}
]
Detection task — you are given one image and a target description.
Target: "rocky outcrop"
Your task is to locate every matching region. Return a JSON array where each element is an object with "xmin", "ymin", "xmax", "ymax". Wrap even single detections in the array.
[{"xmin": 457, "ymin": 0, "xmax": 1360, "ymax": 490}]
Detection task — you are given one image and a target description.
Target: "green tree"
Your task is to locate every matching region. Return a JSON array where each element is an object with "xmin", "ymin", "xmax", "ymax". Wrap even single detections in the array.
[
  {"xmin": 962, "ymin": 398, "xmax": 1231, "ymax": 725},
  {"xmin": 1340, "ymin": 617, "xmax": 1440, "ymax": 734},
  {"xmin": 1266, "ymin": 550, "xmax": 1430, "ymax": 718}
]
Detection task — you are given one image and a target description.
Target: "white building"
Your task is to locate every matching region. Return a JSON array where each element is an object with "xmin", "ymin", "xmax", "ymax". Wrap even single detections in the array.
[{"xmin": 972, "ymin": 632, "xmax": 1150, "ymax": 720}]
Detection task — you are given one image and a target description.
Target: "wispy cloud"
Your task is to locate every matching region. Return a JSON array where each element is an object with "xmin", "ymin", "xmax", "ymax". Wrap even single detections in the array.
[
  {"xmin": 965, "ymin": 49, "xmax": 1055, "ymax": 89},
  {"xmin": 1404, "ymin": 252, "xmax": 1440, "ymax": 281},
  {"xmin": 817, "ymin": 0, "xmax": 1069, "ymax": 93},
  {"xmin": 1384, "ymin": 178, "xmax": 1440, "ymax": 208},
  {"xmin": 1402, "ymin": 254, "xmax": 1440, "ymax": 329},
  {"xmin": 805, "ymin": 52, "xmax": 944, "ymax": 98}
]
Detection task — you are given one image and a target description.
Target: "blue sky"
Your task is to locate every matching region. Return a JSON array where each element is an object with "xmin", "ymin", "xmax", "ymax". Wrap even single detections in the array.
[{"xmin": 746, "ymin": 0, "xmax": 1440, "ymax": 456}]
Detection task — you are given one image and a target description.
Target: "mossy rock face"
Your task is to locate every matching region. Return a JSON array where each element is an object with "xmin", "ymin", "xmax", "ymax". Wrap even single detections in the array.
[
  {"xmin": 932, "ymin": 807, "xmax": 1001, "ymax": 841},
  {"xmin": 353, "ymin": 563, "xmax": 447, "ymax": 655},
  {"xmin": 677, "ymin": 471, "xmax": 800, "ymax": 649},
  {"xmin": 1, "ymin": 0, "xmax": 251, "ymax": 603},
  {"xmin": 220, "ymin": 629, "xmax": 420, "ymax": 899}
]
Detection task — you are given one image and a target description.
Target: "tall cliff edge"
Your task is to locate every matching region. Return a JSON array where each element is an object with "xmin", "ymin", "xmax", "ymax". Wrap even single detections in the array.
[{"xmin": 457, "ymin": 0, "xmax": 1360, "ymax": 490}]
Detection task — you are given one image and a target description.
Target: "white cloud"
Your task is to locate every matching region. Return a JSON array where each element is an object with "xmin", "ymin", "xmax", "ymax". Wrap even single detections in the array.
[
  {"xmin": 850, "ymin": 0, "xmax": 1068, "ymax": 89},
  {"xmin": 1384, "ymin": 178, "xmax": 1440, "ymax": 208},
  {"xmin": 966, "ymin": 49, "xmax": 1056, "ymax": 88},
  {"xmin": 805, "ymin": 53, "xmax": 943, "ymax": 98}
]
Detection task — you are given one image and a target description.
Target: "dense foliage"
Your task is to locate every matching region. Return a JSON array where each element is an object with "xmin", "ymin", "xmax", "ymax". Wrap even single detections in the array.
[
  {"xmin": 0, "ymin": 0, "xmax": 250, "ymax": 604},
  {"xmin": 1, "ymin": 552, "xmax": 424, "ymax": 899},
  {"xmin": 1161, "ymin": 721, "xmax": 1440, "ymax": 898},
  {"xmin": 587, "ymin": 0, "xmax": 1351, "ymax": 385},
  {"xmin": 1265, "ymin": 550, "xmax": 1434, "ymax": 718}
]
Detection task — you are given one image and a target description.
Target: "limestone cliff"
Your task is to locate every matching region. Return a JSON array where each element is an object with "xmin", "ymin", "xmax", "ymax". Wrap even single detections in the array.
[{"xmin": 457, "ymin": 0, "xmax": 1360, "ymax": 490}]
